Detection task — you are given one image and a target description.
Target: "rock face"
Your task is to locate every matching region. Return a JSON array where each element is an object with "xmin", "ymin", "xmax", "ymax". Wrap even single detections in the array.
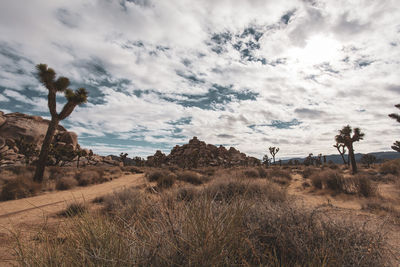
[
  {"xmin": 146, "ymin": 137, "xmax": 261, "ymax": 168},
  {"xmin": 0, "ymin": 111, "xmax": 119, "ymax": 167}
]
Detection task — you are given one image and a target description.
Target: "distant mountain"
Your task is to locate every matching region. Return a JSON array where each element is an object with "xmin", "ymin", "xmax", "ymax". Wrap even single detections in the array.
[{"xmin": 281, "ymin": 151, "xmax": 400, "ymax": 165}]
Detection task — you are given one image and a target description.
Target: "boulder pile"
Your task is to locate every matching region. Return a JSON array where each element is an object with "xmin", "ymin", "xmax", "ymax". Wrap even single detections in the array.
[
  {"xmin": 0, "ymin": 111, "xmax": 120, "ymax": 167},
  {"xmin": 147, "ymin": 137, "xmax": 261, "ymax": 168}
]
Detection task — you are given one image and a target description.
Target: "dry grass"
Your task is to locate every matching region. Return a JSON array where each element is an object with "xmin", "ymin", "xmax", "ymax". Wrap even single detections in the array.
[
  {"xmin": 310, "ymin": 170, "xmax": 377, "ymax": 197},
  {"xmin": 379, "ymin": 159, "xmax": 400, "ymax": 175},
  {"xmin": 58, "ymin": 202, "xmax": 88, "ymax": 217},
  {"xmin": 176, "ymin": 170, "xmax": 207, "ymax": 185},
  {"xmin": 55, "ymin": 176, "xmax": 78, "ymax": 190},
  {"xmin": 0, "ymin": 176, "xmax": 41, "ymax": 201},
  {"xmin": 14, "ymin": 182, "xmax": 389, "ymax": 267}
]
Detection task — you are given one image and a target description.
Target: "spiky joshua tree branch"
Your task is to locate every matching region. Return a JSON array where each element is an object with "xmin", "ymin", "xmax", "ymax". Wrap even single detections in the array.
[
  {"xmin": 335, "ymin": 125, "xmax": 364, "ymax": 174},
  {"xmin": 389, "ymin": 104, "xmax": 400, "ymax": 152},
  {"xmin": 33, "ymin": 64, "xmax": 88, "ymax": 182},
  {"xmin": 269, "ymin": 147, "xmax": 279, "ymax": 165}
]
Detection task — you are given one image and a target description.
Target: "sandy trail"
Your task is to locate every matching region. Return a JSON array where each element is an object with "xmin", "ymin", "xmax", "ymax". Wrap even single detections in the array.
[{"xmin": 0, "ymin": 173, "xmax": 146, "ymax": 265}]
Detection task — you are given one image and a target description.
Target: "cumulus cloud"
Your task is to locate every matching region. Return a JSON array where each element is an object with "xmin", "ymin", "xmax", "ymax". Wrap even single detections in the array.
[{"xmin": 0, "ymin": 0, "xmax": 399, "ymax": 159}]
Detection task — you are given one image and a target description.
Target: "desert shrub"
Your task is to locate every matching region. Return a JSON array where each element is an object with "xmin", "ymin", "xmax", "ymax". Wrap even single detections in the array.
[
  {"xmin": 5, "ymin": 165, "xmax": 35, "ymax": 176},
  {"xmin": 379, "ymin": 160, "xmax": 400, "ymax": 175},
  {"xmin": 106, "ymin": 166, "xmax": 122, "ymax": 175},
  {"xmin": 75, "ymin": 170, "xmax": 102, "ymax": 186},
  {"xmin": 157, "ymin": 173, "xmax": 176, "ymax": 189},
  {"xmin": 201, "ymin": 167, "xmax": 216, "ymax": 176},
  {"xmin": 256, "ymin": 167, "xmax": 268, "ymax": 178},
  {"xmin": 352, "ymin": 174, "xmax": 377, "ymax": 197},
  {"xmin": 268, "ymin": 168, "xmax": 292, "ymax": 180},
  {"xmin": 311, "ymin": 173, "xmax": 323, "ymax": 189},
  {"xmin": 243, "ymin": 168, "xmax": 260, "ymax": 178},
  {"xmin": 0, "ymin": 176, "xmax": 40, "ymax": 201},
  {"xmin": 246, "ymin": 203, "xmax": 386, "ymax": 266},
  {"xmin": 146, "ymin": 170, "xmax": 171, "ymax": 182},
  {"xmin": 59, "ymin": 202, "xmax": 87, "ymax": 217},
  {"xmin": 55, "ymin": 176, "xmax": 78, "ymax": 190},
  {"xmin": 121, "ymin": 166, "xmax": 143, "ymax": 174},
  {"xmin": 204, "ymin": 180, "xmax": 287, "ymax": 203},
  {"xmin": 103, "ymin": 188, "xmax": 143, "ymax": 216},
  {"xmin": 16, "ymin": 191, "xmax": 387, "ymax": 266},
  {"xmin": 310, "ymin": 171, "xmax": 376, "ymax": 197},
  {"xmin": 175, "ymin": 186, "xmax": 198, "ymax": 202},
  {"xmin": 176, "ymin": 170, "xmax": 206, "ymax": 185},
  {"xmin": 325, "ymin": 170, "xmax": 344, "ymax": 192},
  {"xmin": 328, "ymin": 163, "xmax": 339, "ymax": 170},
  {"xmin": 302, "ymin": 167, "xmax": 316, "ymax": 178},
  {"xmin": 310, "ymin": 170, "xmax": 344, "ymax": 191}
]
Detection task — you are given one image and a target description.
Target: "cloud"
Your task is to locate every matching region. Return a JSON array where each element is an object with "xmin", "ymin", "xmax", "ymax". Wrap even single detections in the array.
[{"xmin": 0, "ymin": 0, "xmax": 399, "ymax": 159}]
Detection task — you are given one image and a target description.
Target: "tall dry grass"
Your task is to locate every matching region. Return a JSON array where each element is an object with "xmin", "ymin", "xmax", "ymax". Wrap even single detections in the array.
[{"xmin": 14, "ymin": 177, "xmax": 388, "ymax": 266}]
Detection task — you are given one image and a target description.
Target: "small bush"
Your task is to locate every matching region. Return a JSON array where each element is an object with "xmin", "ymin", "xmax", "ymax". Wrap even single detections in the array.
[
  {"xmin": 59, "ymin": 202, "xmax": 87, "ymax": 217},
  {"xmin": 379, "ymin": 160, "xmax": 400, "ymax": 175},
  {"xmin": 176, "ymin": 171, "xmax": 205, "ymax": 185},
  {"xmin": 311, "ymin": 173, "xmax": 323, "ymax": 189},
  {"xmin": 310, "ymin": 170, "xmax": 344, "ymax": 191},
  {"xmin": 0, "ymin": 176, "xmax": 40, "ymax": 201},
  {"xmin": 353, "ymin": 174, "xmax": 377, "ymax": 197},
  {"xmin": 157, "ymin": 173, "xmax": 176, "ymax": 189},
  {"xmin": 175, "ymin": 186, "xmax": 198, "ymax": 202},
  {"xmin": 56, "ymin": 176, "xmax": 78, "ymax": 190},
  {"xmin": 328, "ymin": 163, "xmax": 339, "ymax": 170},
  {"xmin": 302, "ymin": 167, "xmax": 315, "ymax": 178},
  {"xmin": 268, "ymin": 168, "xmax": 292, "ymax": 180},
  {"xmin": 310, "ymin": 171, "xmax": 376, "ymax": 197},
  {"xmin": 325, "ymin": 171, "xmax": 344, "ymax": 192},
  {"xmin": 243, "ymin": 168, "xmax": 260, "ymax": 178},
  {"xmin": 75, "ymin": 170, "xmax": 101, "ymax": 186},
  {"xmin": 146, "ymin": 170, "xmax": 170, "ymax": 182},
  {"xmin": 204, "ymin": 180, "xmax": 287, "ymax": 203},
  {"xmin": 256, "ymin": 167, "xmax": 268, "ymax": 178},
  {"xmin": 122, "ymin": 166, "xmax": 143, "ymax": 174}
]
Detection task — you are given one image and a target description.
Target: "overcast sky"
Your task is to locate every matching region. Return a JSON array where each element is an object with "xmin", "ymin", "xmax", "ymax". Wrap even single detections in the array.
[{"xmin": 0, "ymin": 0, "xmax": 400, "ymax": 159}]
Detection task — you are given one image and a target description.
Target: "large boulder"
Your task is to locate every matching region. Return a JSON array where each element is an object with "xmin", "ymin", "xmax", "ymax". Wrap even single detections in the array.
[{"xmin": 0, "ymin": 112, "xmax": 66, "ymax": 146}]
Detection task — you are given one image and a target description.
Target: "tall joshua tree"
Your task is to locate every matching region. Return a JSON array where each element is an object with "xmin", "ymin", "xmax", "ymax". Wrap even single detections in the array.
[
  {"xmin": 269, "ymin": 147, "xmax": 279, "ymax": 165},
  {"xmin": 33, "ymin": 64, "xmax": 88, "ymax": 182},
  {"xmin": 333, "ymin": 143, "xmax": 347, "ymax": 165},
  {"xmin": 388, "ymin": 104, "xmax": 400, "ymax": 152},
  {"xmin": 335, "ymin": 125, "xmax": 364, "ymax": 174}
]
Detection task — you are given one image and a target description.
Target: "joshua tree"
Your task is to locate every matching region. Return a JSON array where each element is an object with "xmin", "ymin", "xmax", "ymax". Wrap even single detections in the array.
[
  {"xmin": 335, "ymin": 125, "xmax": 364, "ymax": 174},
  {"xmin": 15, "ymin": 137, "xmax": 39, "ymax": 165},
  {"xmin": 262, "ymin": 154, "xmax": 270, "ymax": 167},
  {"xmin": 269, "ymin": 147, "xmax": 279, "ymax": 165},
  {"xmin": 389, "ymin": 104, "xmax": 400, "ymax": 152},
  {"xmin": 33, "ymin": 64, "xmax": 88, "ymax": 182},
  {"xmin": 120, "ymin": 152, "xmax": 128, "ymax": 166},
  {"xmin": 76, "ymin": 146, "xmax": 88, "ymax": 168},
  {"xmin": 333, "ymin": 143, "xmax": 347, "ymax": 165},
  {"xmin": 361, "ymin": 154, "xmax": 376, "ymax": 168},
  {"xmin": 304, "ymin": 153, "xmax": 314, "ymax": 166}
]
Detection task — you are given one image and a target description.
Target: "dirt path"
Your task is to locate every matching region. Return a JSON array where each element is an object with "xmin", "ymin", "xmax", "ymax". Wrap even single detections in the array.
[{"xmin": 0, "ymin": 173, "xmax": 146, "ymax": 265}]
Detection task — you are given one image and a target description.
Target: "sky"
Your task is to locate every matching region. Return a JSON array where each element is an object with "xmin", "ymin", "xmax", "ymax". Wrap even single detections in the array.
[{"xmin": 0, "ymin": 0, "xmax": 400, "ymax": 160}]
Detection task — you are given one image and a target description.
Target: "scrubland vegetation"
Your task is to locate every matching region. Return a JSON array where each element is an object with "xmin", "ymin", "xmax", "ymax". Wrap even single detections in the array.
[
  {"xmin": 0, "ymin": 165, "xmax": 125, "ymax": 201},
  {"xmin": 4, "ymin": 162, "xmax": 398, "ymax": 266}
]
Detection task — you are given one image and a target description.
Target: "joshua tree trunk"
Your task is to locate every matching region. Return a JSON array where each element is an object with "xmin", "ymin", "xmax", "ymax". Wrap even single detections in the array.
[
  {"xmin": 339, "ymin": 153, "xmax": 346, "ymax": 165},
  {"xmin": 348, "ymin": 145, "xmax": 357, "ymax": 174},
  {"xmin": 33, "ymin": 118, "xmax": 59, "ymax": 182}
]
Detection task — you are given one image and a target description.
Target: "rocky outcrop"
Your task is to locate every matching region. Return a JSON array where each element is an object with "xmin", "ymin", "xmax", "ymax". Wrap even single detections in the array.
[
  {"xmin": 0, "ymin": 111, "xmax": 120, "ymax": 168},
  {"xmin": 146, "ymin": 137, "xmax": 261, "ymax": 168}
]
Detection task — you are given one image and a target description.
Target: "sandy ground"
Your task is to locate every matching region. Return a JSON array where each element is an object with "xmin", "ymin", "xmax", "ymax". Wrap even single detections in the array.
[{"xmin": 0, "ymin": 173, "xmax": 146, "ymax": 265}]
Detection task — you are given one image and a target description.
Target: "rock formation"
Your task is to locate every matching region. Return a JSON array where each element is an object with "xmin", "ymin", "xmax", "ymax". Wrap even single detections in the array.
[
  {"xmin": 0, "ymin": 111, "xmax": 120, "ymax": 167},
  {"xmin": 146, "ymin": 137, "xmax": 261, "ymax": 168}
]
